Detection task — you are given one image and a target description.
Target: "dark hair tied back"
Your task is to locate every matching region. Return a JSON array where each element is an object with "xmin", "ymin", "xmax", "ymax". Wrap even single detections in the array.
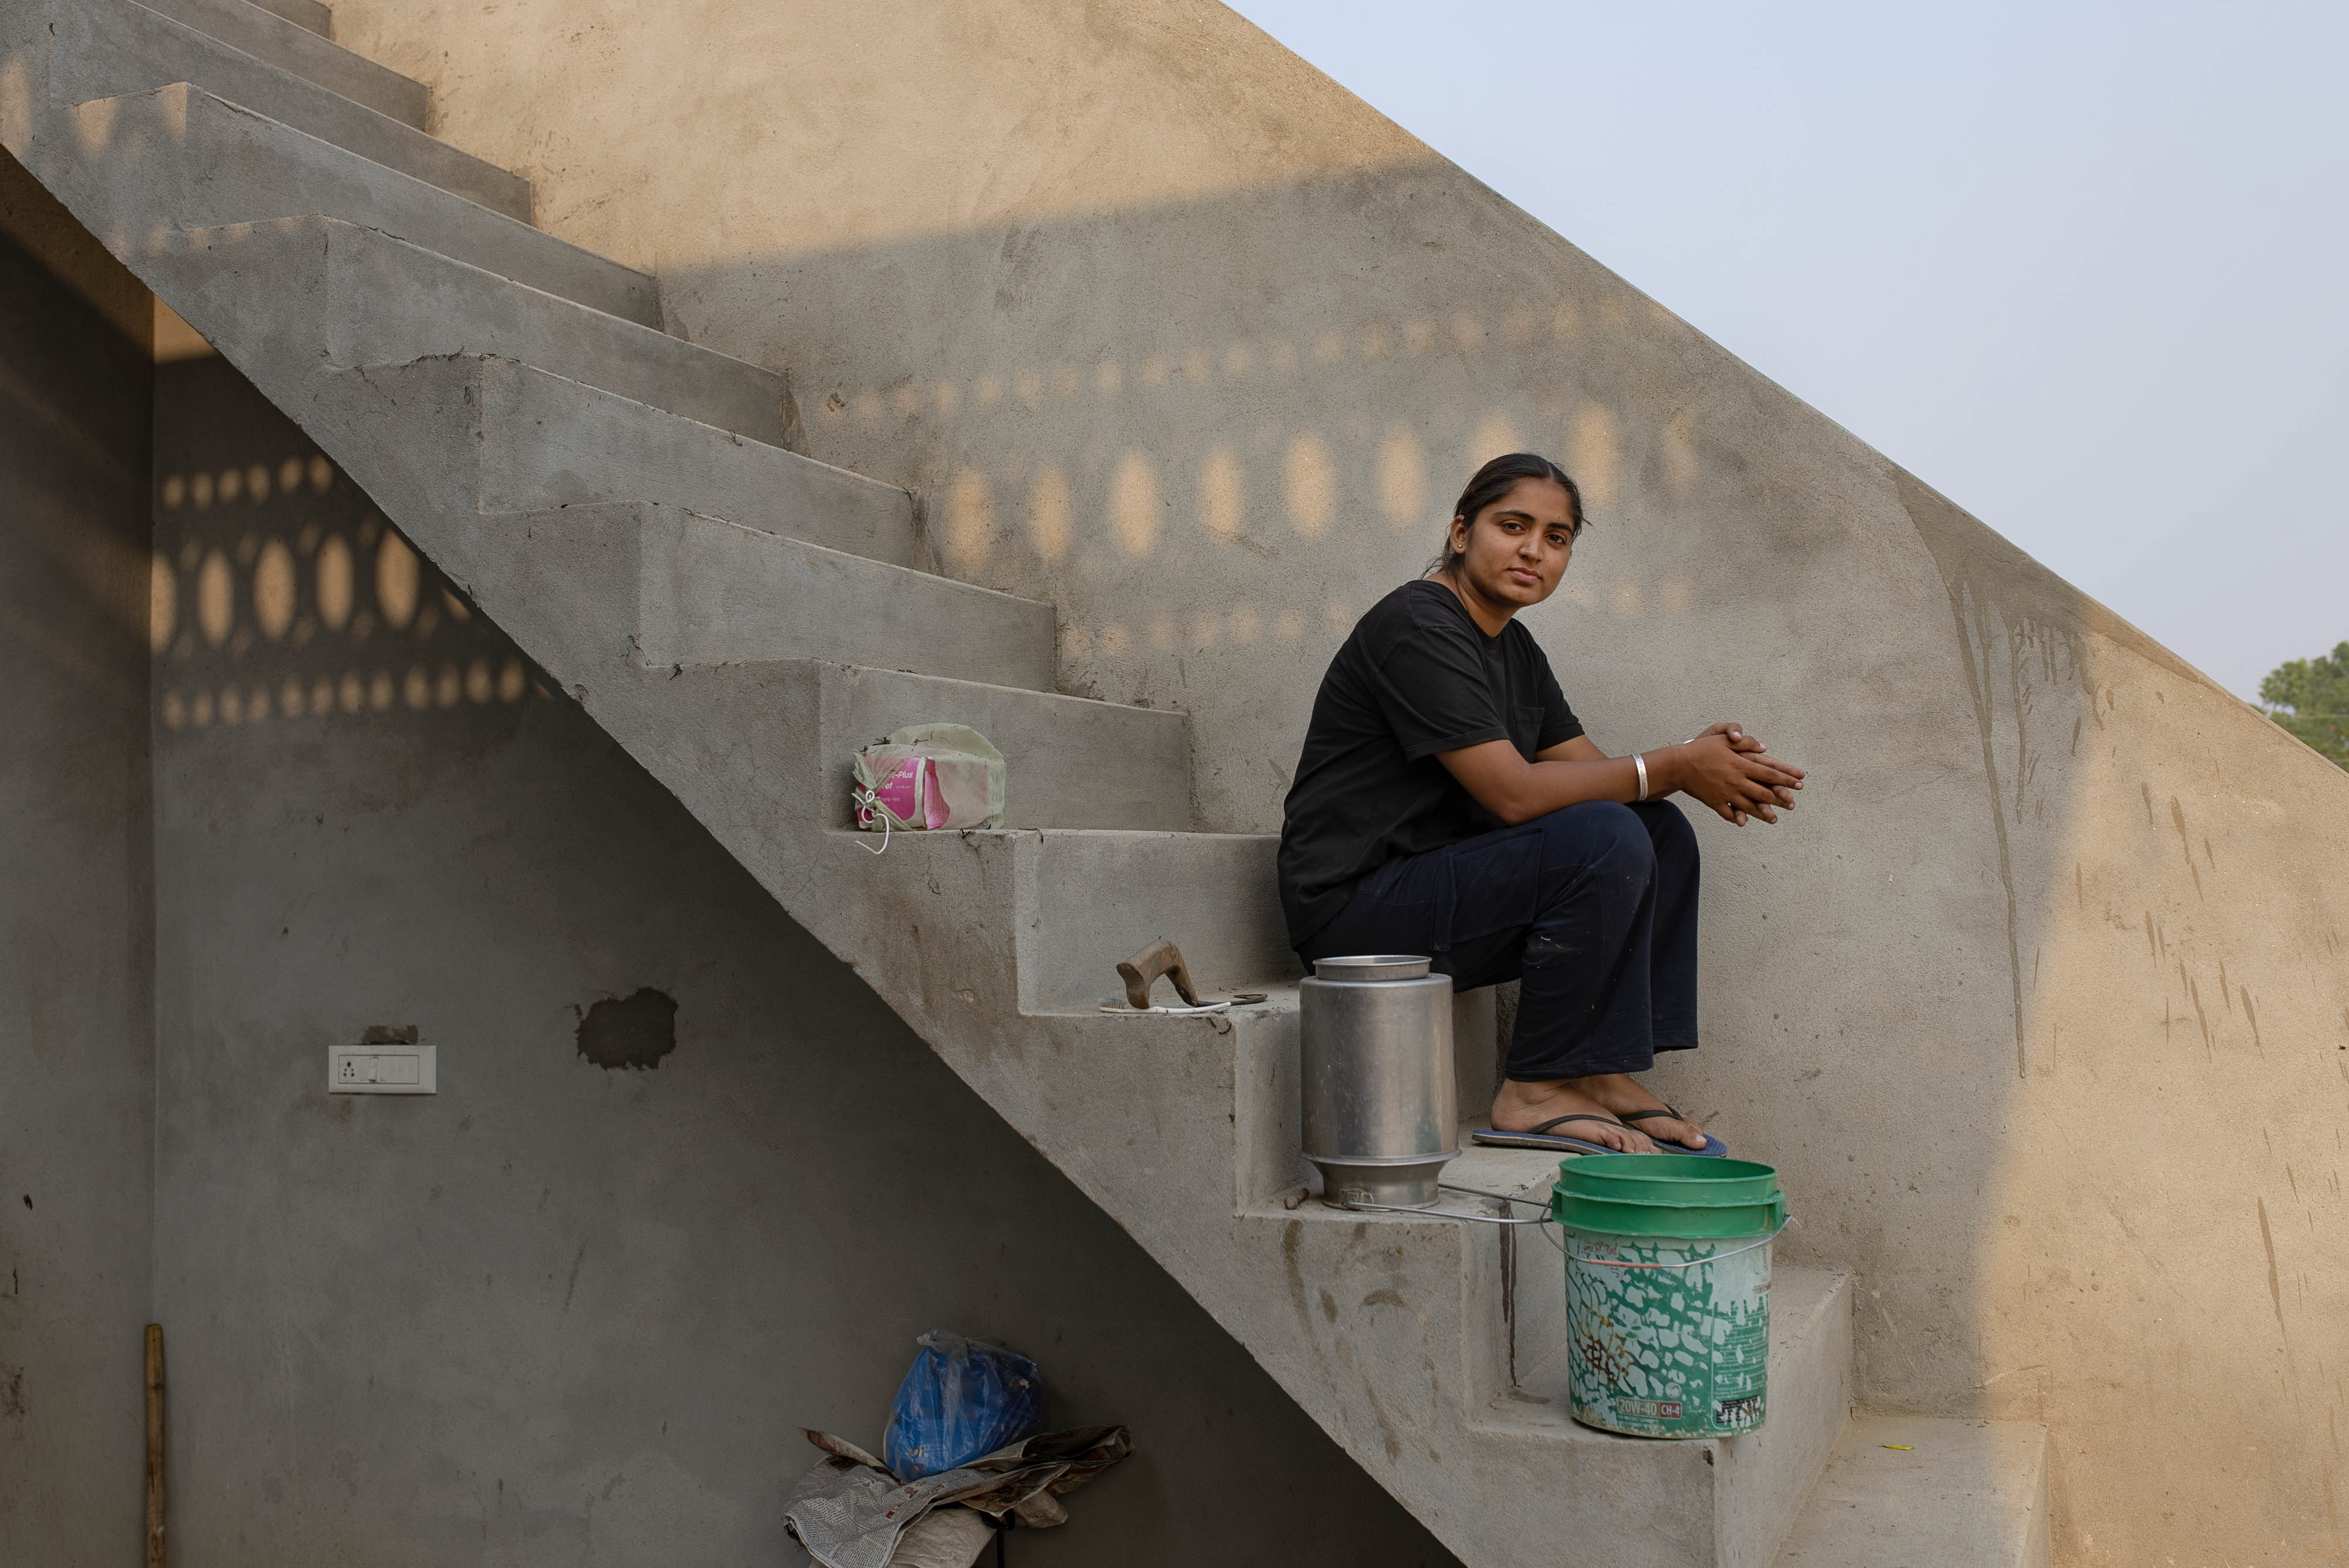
[{"xmin": 1426, "ymin": 452, "xmax": 1586, "ymax": 578}]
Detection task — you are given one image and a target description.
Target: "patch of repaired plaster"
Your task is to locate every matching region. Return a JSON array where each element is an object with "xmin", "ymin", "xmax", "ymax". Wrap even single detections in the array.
[{"xmin": 576, "ymin": 988, "xmax": 678, "ymax": 1070}]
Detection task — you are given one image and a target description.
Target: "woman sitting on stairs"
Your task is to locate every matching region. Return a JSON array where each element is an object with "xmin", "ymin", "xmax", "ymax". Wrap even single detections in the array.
[{"xmin": 1275, "ymin": 452, "xmax": 1808, "ymax": 1156}]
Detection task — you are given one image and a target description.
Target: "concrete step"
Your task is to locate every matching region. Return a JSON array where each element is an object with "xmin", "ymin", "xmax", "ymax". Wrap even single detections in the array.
[
  {"xmin": 1011, "ymin": 829, "xmax": 1295, "ymax": 1012},
  {"xmin": 241, "ymin": 0, "xmax": 328, "ymax": 37},
  {"xmin": 138, "ymin": 217, "xmax": 786, "ymax": 443},
  {"xmin": 48, "ymin": 0, "xmax": 531, "ymax": 220},
  {"xmin": 809, "ymin": 665, "xmax": 1193, "ymax": 831},
  {"xmin": 62, "ymin": 86, "xmax": 657, "ymax": 325},
  {"xmin": 130, "ymin": 0, "xmax": 422, "ymax": 126},
  {"xmin": 468, "ymin": 503, "xmax": 1056, "ymax": 695},
  {"xmin": 1773, "ymin": 1415, "xmax": 2051, "ymax": 1568},
  {"xmin": 327, "ymin": 357, "xmax": 899, "ymax": 567},
  {"xmin": 604, "ymin": 661, "xmax": 1193, "ymax": 833},
  {"xmin": 1492, "ymin": 1258, "xmax": 1853, "ymax": 1568},
  {"xmin": 1074, "ymin": 992, "xmax": 1506, "ymax": 1215},
  {"xmin": 1202, "ymin": 1185, "xmax": 1849, "ymax": 1568},
  {"xmin": 1252, "ymin": 1134, "xmax": 1851, "ymax": 1568},
  {"xmin": 471, "ymin": 667, "xmax": 1285, "ymax": 1027}
]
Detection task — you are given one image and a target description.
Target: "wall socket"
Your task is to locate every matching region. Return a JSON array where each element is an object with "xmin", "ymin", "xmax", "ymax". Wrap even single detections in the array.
[{"xmin": 329, "ymin": 1043, "xmax": 436, "ymax": 1094}]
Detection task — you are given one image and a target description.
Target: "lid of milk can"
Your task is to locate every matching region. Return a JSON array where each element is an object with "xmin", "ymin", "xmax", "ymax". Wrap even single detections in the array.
[{"xmin": 1310, "ymin": 954, "xmax": 1432, "ymax": 981}]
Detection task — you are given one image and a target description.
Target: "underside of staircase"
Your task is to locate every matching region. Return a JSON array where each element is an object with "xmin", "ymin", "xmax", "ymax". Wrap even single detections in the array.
[{"xmin": 1, "ymin": 1, "xmax": 2052, "ymax": 1561}]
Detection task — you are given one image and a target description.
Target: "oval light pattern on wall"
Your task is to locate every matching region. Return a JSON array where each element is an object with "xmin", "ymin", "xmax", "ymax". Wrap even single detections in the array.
[
  {"xmin": 1469, "ymin": 411, "xmax": 1524, "ymax": 470},
  {"xmin": 316, "ymin": 536, "xmax": 353, "ymax": 631},
  {"xmin": 196, "ymin": 550, "xmax": 233, "ymax": 646},
  {"xmin": 1110, "ymin": 450, "xmax": 1159, "ymax": 557},
  {"xmin": 149, "ymin": 554, "xmax": 176, "ymax": 652},
  {"xmin": 1284, "ymin": 434, "xmax": 1338, "ymax": 539},
  {"xmin": 1028, "ymin": 465, "xmax": 1072, "ymax": 562},
  {"xmin": 1568, "ymin": 399, "xmax": 1624, "ymax": 511},
  {"xmin": 253, "ymin": 539, "xmax": 296, "ymax": 640},
  {"xmin": 944, "ymin": 467, "xmax": 992, "ymax": 567},
  {"xmin": 376, "ymin": 530, "xmax": 419, "ymax": 629},
  {"xmin": 1199, "ymin": 447, "xmax": 1243, "ymax": 543},
  {"xmin": 1377, "ymin": 425, "xmax": 1426, "ymax": 532}
]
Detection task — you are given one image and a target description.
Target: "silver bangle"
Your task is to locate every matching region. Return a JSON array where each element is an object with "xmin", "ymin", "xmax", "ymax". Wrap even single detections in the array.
[{"xmin": 1633, "ymin": 751, "xmax": 1649, "ymax": 802}]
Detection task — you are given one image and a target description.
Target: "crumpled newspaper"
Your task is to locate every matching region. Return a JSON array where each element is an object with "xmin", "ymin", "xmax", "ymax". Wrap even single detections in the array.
[
  {"xmin": 858, "ymin": 1505, "xmax": 992, "ymax": 1568},
  {"xmin": 783, "ymin": 1425, "xmax": 1132, "ymax": 1568}
]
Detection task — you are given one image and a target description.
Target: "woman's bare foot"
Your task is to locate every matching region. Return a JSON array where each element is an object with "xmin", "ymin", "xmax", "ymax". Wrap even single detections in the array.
[
  {"xmin": 1490, "ymin": 1078, "xmax": 1660, "ymax": 1153},
  {"xmin": 1571, "ymin": 1072, "xmax": 1709, "ymax": 1151}
]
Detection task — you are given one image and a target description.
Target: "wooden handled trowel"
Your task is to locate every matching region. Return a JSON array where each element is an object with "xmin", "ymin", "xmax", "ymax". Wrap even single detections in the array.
[{"xmin": 1105, "ymin": 938, "xmax": 1267, "ymax": 1014}]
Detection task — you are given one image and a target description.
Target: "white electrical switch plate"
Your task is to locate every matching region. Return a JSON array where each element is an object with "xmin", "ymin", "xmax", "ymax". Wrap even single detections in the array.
[{"xmin": 329, "ymin": 1044, "xmax": 436, "ymax": 1094}]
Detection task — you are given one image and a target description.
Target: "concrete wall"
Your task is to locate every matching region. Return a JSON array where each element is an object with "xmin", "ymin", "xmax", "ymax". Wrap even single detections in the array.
[
  {"xmin": 146, "ymin": 353, "xmax": 1455, "ymax": 1566},
  {"xmin": 322, "ymin": 5, "xmax": 2349, "ymax": 1562},
  {"xmin": 0, "ymin": 152, "xmax": 155, "ymax": 1563}
]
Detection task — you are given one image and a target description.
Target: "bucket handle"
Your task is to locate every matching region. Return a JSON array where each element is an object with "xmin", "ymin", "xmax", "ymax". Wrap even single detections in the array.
[{"xmin": 1566, "ymin": 1216, "xmax": 1792, "ymax": 1270}]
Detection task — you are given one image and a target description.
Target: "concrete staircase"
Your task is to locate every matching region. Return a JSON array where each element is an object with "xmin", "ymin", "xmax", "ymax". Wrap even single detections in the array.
[{"xmin": 0, "ymin": 2, "xmax": 2051, "ymax": 1561}]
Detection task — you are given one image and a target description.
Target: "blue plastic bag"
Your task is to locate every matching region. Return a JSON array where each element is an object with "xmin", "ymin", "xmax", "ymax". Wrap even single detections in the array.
[{"xmin": 881, "ymin": 1330, "xmax": 1041, "ymax": 1480}]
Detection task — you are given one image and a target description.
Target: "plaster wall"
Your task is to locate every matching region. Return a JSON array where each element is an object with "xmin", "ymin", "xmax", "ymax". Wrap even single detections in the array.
[
  {"xmin": 319, "ymin": 3, "xmax": 2349, "ymax": 1560},
  {"xmin": 145, "ymin": 355, "xmax": 1454, "ymax": 1566},
  {"xmin": 0, "ymin": 153, "xmax": 155, "ymax": 1563}
]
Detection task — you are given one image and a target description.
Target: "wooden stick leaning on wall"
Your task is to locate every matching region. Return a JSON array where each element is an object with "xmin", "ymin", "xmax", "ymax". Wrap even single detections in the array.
[{"xmin": 146, "ymin": 1323, "xmax": 164, "ymax": 1568}]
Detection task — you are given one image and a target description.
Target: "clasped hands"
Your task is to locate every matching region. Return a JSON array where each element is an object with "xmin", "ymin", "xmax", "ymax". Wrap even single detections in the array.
[{"xmin": 1674, "ymin": 721, "xmax": 1805, "ymax": 826}]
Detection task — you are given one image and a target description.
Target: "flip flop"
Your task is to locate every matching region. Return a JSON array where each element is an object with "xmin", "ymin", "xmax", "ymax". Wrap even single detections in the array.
[
  {"xmin": 1619, "ymin": 1106, "xmax": 1728, "ymax": 1158},
  {"xmin": 1470, "ymin": 1113, "xmax": 1642, "ymax": 1157}
]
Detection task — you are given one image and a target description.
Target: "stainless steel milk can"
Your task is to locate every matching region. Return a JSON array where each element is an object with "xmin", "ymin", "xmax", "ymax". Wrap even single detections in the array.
[{"xmin": 1300, "ymin": 954, "xmax": 1457, "ymax": 1208}]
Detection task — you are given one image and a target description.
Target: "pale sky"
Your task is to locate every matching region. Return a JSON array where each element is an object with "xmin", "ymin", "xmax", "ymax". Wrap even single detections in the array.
[{"xmin": 1224, "ymin": 0, "xmax": 2347, "ymax": 700}]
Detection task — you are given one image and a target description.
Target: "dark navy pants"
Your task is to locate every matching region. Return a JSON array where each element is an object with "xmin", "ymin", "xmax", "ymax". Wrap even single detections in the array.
[{"xmin": 1297, "ymin": 801, "xmax": 1700, "ymax": 1082}]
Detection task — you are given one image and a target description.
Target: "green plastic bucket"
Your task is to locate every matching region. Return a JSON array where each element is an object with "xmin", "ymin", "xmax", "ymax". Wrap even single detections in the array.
[{"xmin": 1551, "ymin": 1155, "xmax": 1786, "ymax": 1439}]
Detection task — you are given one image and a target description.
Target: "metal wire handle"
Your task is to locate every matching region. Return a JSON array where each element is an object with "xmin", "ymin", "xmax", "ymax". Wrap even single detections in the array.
[
  {"xmin": 1566, "ymin": 1217, "xmax": 1792, "ymax": 1270},
  {"xmin": 1324, "ymin": 1182, "xmax": 1556, "ymax": 1226},
  {"xmin": 1331, "ymin": 1197, "xmax": 1552, "ymax": 1225}
]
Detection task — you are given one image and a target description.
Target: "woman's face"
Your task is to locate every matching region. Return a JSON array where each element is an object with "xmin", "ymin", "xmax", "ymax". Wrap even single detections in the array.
[{"xmin": 1451, "ymin": 477, "xmax": 1576, "ymax": 610}]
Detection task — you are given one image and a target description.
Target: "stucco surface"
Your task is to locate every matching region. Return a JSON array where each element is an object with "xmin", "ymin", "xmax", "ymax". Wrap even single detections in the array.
[
  {"xmin": 317, "ymin": 4, "xmax": 2349, "ymax": 1561},
  {"xmin": 0, "ymin": 155, "xmax": 154, "ymax": 1566},
  {"xmin": 142, "ymin": 353, "xmax": 1456, "ymax": 1567}
]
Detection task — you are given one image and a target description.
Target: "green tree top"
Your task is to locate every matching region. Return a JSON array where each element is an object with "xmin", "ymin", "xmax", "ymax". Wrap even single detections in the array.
[{"xmin": 2259, "ymin": 641, "xmax": 2349, "ymax": 766}]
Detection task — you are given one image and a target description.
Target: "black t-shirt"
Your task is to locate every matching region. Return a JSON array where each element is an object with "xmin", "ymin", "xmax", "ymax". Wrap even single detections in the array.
[{"xmin": 1276, "ymin": 579, "xmax": 1583, "ymax": 946}]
